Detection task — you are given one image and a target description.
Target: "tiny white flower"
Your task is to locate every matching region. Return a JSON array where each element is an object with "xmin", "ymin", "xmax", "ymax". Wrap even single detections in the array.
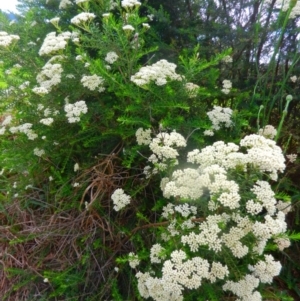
[
  {"xmin": 147, "ymin": 14, "xmax": 154, "ymax": 21},
  {"xmin": 50, "ymin": 17, "xmax": 60, "ymax": 27},
  {"xmin": 123, "ymin": 25, "xmax": 135, "ymax": 32},
  {"xmin": 71, "ymin": 12, "xmax": 96, "ymax": 26},
  {"xmin": 74, "ymin": 163, "xmax": 80, "ymax": 172},
  {"xmin": 222, "ymin": 55, "xmax": 233, "ymax": 63},
  {"xmin": 286, "ymin": 154, "xmax": 297, "ymax": 163},
  {"xmin": 142, "ymin": 23, "xmax": 150, "ymax": 29},
  {"xmin": 128, "ymin": 252, "xmax": 140, "ymax": 268},
  {"xmin": 204, "ymin": 129, "xmax": 214, "ymax": 136},
  {"xmin": 40, "ymin": 118, "xmax": 54, "ymax": 126},
  {"xmin": 34, "ymin": 148, "xmax": 45, "ymax": 157}
]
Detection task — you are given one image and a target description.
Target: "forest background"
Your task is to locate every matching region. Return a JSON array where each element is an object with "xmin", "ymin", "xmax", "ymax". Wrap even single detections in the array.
[{"xmin": 0, "ymin": 0, "xmax": 300, "ymax": 300}]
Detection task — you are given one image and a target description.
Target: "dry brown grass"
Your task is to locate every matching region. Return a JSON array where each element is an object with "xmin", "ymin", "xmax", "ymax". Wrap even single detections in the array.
[{"xmin": 0, "ymin": 153, "xmax": 141, "ymax": 300}]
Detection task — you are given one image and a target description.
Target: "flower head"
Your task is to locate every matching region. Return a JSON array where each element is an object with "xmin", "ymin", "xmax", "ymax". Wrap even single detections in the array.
[
  {"xmin": 81, "ymin": 74, "xmax": 105, "ymax": 91},
  {"xmin": 39, "ymin": 32, "xmax": 70, "ymax": 56},
  {"xmin": 221, "ymin": 79, "xmax": 232, "ymax": 94},
  {"xmin": 131, "ymin": 59, "xmax": 183, "ymax": 87},
  {"xmin": 121, "ymin": 0, "xmax": 141, "ymax": 9},
  {"xmin": 111, "ymin": 188, "xmax": 131, "ymax": 211},
  {"xmin": 64, "ymin": 100, "xmax": 88, "ymax": 123},
  {"xmin": 122, "ymin": 24, "xmax": 135, "ymax": 32},
  {"xmin": 0, "ymin": 31, "xmax": 20, "ymax": 48},
  {"xmin": 105, "ymin": 51, "xmax": 119, "ymax": 64}
]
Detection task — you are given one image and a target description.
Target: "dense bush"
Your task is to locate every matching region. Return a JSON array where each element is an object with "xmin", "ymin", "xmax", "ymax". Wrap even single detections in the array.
[{"xmin": 0, "ymin": 0, "xmax": 299, "ymax": 300}]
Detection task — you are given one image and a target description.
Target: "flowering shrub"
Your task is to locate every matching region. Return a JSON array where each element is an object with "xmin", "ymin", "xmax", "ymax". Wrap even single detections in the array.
[
  {"xmin": 0, "ymin": 0, "xmax": 298, "ymax": 300},
  {"xmin": 129, "ymin": 128, "xmax": 290, "ymax": 300}
]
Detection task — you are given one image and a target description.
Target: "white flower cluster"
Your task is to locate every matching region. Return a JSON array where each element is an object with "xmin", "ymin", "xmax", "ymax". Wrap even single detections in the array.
[
  {"xmin": 50, "ymin": 17, "xmax": 60, "ymax": 27},
  {"xmin": 147, "ymin": 131, "xmax": 186, "ymax": 171},
  {"xmin": 9, "ymin": 123, "xmax": 38, "ymax": 140},
  {"xmin": 286, "ymin": 153, "xmax": 297, "ymax": 163},
  {"xmin": 185, "ymin": 82, "xmax": 199, "ymax": 98},
  {"xmin": 186, "ymin": 134, "xmax": 285, "ymax": 180},
  {"xmin": 147, "ymin": 14, "xmax": 154, "ymax": 21},
  {"xmin": 206, "ymin": 106, "xmax": 233, "ymax": 131},
  {"xmin": 150, "ymin": 243, "xmax": 166, "ymax": 263},
  {"xmin": 74, "ymin": 163, "xmax": 80, "ymax": 172},
  {"xmin": 208, "ymin": 261, "xmax": 229, "ymax": 283},
  {"xmin": 121, "ymin": 0, "xmax": 141, "ymax": 9},
  {"xmin": 33, "ymin": 147, "xmax": 45, "ymax": 157},
  {"xmin": 274, "ymin": 237, "xmax": 291, "ymax": 251},
  {"xmin": 64, "ymin": 100, "xmax": 88, "ymax": 123},
  {"xmin": 1, "ymin": 115, "xmax": 12, "ymax": 127},
  {"xmin": 105, "ymin": 51, "xmax": 119, "ymax": 64},
  {"xmin": 258, "ymin": 124, "xmax": 277, "ymax": 139},
  {"xmin": 109, "ymin": 0, "xmax": 118, "ymax": 10},
  {"xmin": 136, "ymin": 250, "xmax": 229, "ymax": 301},
  {"xmin": 240, "ymin": 134, "xmax": 285, "ymax": 180},
  {"xmin": 128, "ymin": 252, "xmax": 140, "ymax": 268},
  {"xmin": 221, "ymin": 216, "xmax": 252, "ymax": 258},
  {"xmin": 182, "ymin": 215, "xmax": 225, "ymax": 253},
  {"xmin": 290, "ymin": 75, "xmax": 297, "ymax": 82},
  {"xmin": 252, "ymin": 212, "xmax": 287, "ymax": 254},
  {"xmin": 36, "ymin": 62, "xmax": 63, "ymax": 92},
  {"xmin": 203, "ymin": 129, "xmax": 214, "ymax": 136},
  {"xmin": 221, "ymin": 79, "xmax": 232, "ymax": 94},
  {"xmin": 32, "ymin": 86, "xmax": 49, "ymax": 95},
  {"xmin": 162, "ymin": 167, "xmax": 216, "ymax": 201},
  {"xmin": 81, "ymin": 74, "xmax": 105, "ymax": 91},
  {"xmin": 131, "ymin": 59, "xmax": 183, "ymax": 87},
  {"xmin": 13, "ymin": 64, "xmax": 22, "ymax": 69},
  {"xmin": 136, "ymin": 128, "xmax": 152, "ymax": 145},
  {"xmin": 111, "ymin": 188, "xmax": 131, "ymax": 211},
  {"xmin": 250, "ymin": 181, "xmax": 276, "ymax": 215},
  {"xmin": 122, "ymin": 24, "xmax": 135, "ymax": 32},
  {"xmin": 76, "ymin": 0, "xmax": 89, "ymax": 4},
  {"xmin": 248, "ymin": 254, "xmax": 281, "ymax": 284},
  {"xmin": 59, "ymin": 0, "xmax": 72, "ymax": 9},
  {"xmin": 223, "ymin": 274, "xmax": 261, "ymax": 301},
  {"xmin": 39, "ymin": 32, "xmax": 71, "ymax": 56},
  {"xmin": 222, "ymin": 55, "xmax": 233, "ymax": 63},
  {"xmin": 142, "ymin": 23, "xmax": 150, "ymax": 29},
  {"xmin": 0, "ymin": 31, "xmax": 20, "ymax": 47},
  {"xmin": 19, "ymin": 81, "xmax": 30, "ymax": 90},
  {"xmin": 0, "ymin": 115, "xmax": 13, "ymax": 135},
  {"xmin": 71, "ymin": 12, "xmax": 96, "ymax": 26},
  {"xmin": 161, "ymin": 203, "xmax": 197, "ymax": 228},
  {"xmin": 37, "ymin": 105, "xmax": 59, "ymax": 118},
  {"xmin": 40, "ymin": 118, "xmax": 54, "ymax": 126}
]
